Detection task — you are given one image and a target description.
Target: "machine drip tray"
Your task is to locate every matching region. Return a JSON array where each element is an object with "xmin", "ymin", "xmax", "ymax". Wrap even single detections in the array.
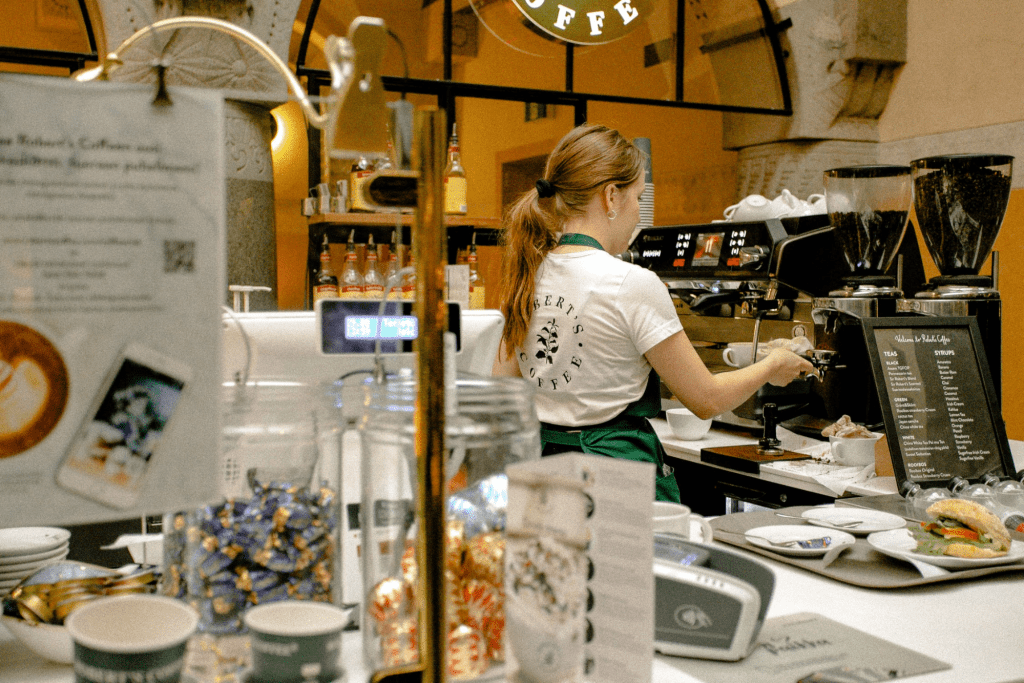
[{"xmin": 778, "ymin": 414, "xmax": 835, "ymax": 440}]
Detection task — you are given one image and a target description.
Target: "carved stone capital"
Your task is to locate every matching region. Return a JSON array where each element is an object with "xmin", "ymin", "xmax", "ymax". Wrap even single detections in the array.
[
  {"xmin": 94, "ymin": 0, "xmax": 303, "ymax": 103},
  {"xmin": 717, "ymin": 0, "xmax": 908, "ymax": 151}
]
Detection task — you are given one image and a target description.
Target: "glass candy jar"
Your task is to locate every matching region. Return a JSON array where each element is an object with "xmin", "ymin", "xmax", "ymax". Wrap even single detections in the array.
[
  {"xmin": 358, "ymin": 375, "xmax": 540, "ymax": 680},
  {"xmin": 162, "ymin": 381, "xmax": 342, "ymax": 639}
]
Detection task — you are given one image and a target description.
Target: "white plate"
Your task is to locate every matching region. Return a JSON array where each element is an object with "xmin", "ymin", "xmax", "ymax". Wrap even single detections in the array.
[
  {"xmin": 744, "ymin": 525, "xmax": 856, "ymax": 557},
  {"xmin": 867, "ymin": 529, "xmax": 1024, "ymax": 569},
  {"xmin": 0, "ymin": 544, "xmax": 69, "ymax": 568},
  {"xmin": 802, "ymin": 506, "xmax": 907, "ymax": 535},
  {"xmin": 0, "ymin": 552, "xmax": 69, "ymax": 578},
  {"xmin": 0, "ymin": 528, "xmax": 71, "ymax": 557}
]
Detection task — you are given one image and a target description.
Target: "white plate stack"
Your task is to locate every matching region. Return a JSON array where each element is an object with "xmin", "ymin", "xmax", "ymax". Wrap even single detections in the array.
[
  {"xmin": 638, "ymin": 182, "xmax": 655, "ymax": 230},
  {"xmin": 0, "ymin": 527, "xmax": 71, "ymax": 595}
]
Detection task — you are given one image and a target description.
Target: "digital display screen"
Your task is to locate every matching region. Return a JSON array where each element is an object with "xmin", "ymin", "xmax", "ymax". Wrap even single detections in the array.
[
  {"xmin": 345, "ymin": 315, "xmax": 418, "ymax": 340},
  {"xmin": 318, "ymin": 300, "xmax": 460, "ymax": 354},
  {"xmin": 692, "ymin": 232, "xmax": 724, "ymax": 266}
]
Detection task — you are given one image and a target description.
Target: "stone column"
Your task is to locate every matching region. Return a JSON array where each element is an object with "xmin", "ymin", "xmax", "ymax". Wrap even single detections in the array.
[
  {"xmin": 92, "ymin": 0, "xmax": 304, "ymax": 310},
  {"xmin": 701, "ymin": 0, "xmax": 908, "ymax": 200}
]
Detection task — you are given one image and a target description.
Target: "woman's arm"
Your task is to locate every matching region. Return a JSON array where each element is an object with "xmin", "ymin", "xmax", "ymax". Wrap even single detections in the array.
[
  {"xmin": 492, "ymin": 340, "xmax": 523, "ymax": 377},
  {"xmin": 644, "ymin": 329, "xmax": 813, "ymax": 420}
]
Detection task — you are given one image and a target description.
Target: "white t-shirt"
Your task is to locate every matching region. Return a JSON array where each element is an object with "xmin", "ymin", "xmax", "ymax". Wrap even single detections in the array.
[{"xmin": 515, "ymin": 250, "xmax": 683, "ymax": 426}]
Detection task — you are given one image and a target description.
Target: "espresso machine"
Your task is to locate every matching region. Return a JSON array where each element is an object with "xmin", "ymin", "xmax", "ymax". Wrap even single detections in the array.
[
  {"xmin": 623, "ymin": 214, "xmax": 847, "ymax": 426},
  {"xmin": 896, "ymin": 154, "xmax": 1013, "ymax": 399},
  {"xmin": 809, "ymin": 165, "xmax": 919, "ymax": 428}
]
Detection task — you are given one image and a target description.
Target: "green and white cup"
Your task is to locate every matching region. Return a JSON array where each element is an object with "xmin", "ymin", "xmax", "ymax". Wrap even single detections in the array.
[
  {"xmin": 65, "ymin": 594, "xmax": 198, "ymax": 683},
  {"xmin": 243, "ymin": 600, "xmax": 348, "ymax": 683}
]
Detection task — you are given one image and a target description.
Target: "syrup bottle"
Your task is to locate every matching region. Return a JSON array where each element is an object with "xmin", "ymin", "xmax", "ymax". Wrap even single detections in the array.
[
  {"xmin": 349, "ymin": 156, "xmax": 375, "ymax": 213},
  {"xmin": 468, "ymin": 232, "xmax": 486, "ymax": 309},
  {"xmin": 363, "ymin": 233, "xmax": 385, "ymax": 300},
  {"xmin": 312, "ymin": 234, "xmax": 339, "ymax": 304},
  {"xmin": 444, "ymin": 123, "xmax": 467, "ymax": 215},
  {"xmin": 401, "ymin": 248, "xmax": 416, "ymax": 301},
  {"xmin": 340, "ymin": 230, "xmax": 365, "ymax": 298},
  {"xmin": 381, "ymin": 230, "xmax": 400, "ymax": 299}
]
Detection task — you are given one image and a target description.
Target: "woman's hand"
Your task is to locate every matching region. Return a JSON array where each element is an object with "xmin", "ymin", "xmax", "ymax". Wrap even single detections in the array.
[
  {"xmin": 647, "ymin": 331, "xmax": 818, "ymax": 420},
  {"xmin": 763, "ymin": 348, "xmax": 816, "ymax": 386}
]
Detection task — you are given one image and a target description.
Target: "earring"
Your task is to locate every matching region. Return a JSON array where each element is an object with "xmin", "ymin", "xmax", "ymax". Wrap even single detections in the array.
[{"xmin": 607, "ymin": 209, "xmax": 618, "ymax": 220}]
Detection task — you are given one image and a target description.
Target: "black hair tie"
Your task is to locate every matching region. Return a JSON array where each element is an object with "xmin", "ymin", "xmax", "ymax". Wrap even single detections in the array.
[{"xmin": 535, "ymin": 179, "xmax": 556, "ymax": 198}]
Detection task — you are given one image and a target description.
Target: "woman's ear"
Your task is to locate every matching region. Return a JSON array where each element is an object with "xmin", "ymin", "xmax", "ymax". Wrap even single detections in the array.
[{"xmin": 602, "ymin": 183, "xmax": 617, "ymax": 211}]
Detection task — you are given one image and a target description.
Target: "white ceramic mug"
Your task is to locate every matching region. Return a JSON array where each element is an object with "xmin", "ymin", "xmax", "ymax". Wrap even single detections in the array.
[
  {"xmin": 829, "ymin": 433, "xmax": 881, "ymax": 467},
  {"xmin": 806, "ymin": 193, "xmax": 827, "ymax": 215},
  {"xmin": 723, "ymin": 194, "xmax": 773, "ymax": 222},
  {"xmin": 653, "ymin": 501, "xmax": 714, "ymax": 543},
  {"xmin": 770, "ymin": 189, "xmax": 801, "ymax": 218},
  {"xmin": 721, "ymin": 342, "xmax": 766, "ymax": 368}
]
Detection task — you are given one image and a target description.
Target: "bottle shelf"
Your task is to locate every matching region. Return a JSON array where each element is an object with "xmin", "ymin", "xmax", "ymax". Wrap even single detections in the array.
[
  {"xmin": 309, "ymin": 213, "xmax": 500, "ymax": 227},
  {"xmin": 305, "ymin": 214, "xmax": 501, "ymax": 309}
]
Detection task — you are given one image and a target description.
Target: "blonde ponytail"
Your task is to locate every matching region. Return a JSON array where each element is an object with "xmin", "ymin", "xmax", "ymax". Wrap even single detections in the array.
[{"xmin": 498, "ymin": 188, "xmax": 558, "ymax": 357}]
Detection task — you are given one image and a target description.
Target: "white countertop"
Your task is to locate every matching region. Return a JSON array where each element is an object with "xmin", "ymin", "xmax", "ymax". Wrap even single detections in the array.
[
  {"xmin": 5, "ymin": 422, "xmax": 1024, "ymax": 683},
  {"xmin": 653, "ymin": 418, "xmax": 1024, "ymax": 501},
  {"xmin": 4, "ymin": 546, "xmax": 1024, "ymax": 683},
  {"xmin": 651, "ymin": 418, "xmax": 899, "ymax": 498}
]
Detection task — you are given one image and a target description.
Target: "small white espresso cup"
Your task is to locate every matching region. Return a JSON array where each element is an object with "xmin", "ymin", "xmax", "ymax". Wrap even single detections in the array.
[
  {"xmin": 829, "ymin": 433, "xmax": 881, "ymax": 467},
  {"xmin": 723, "ymin": 194, "xmax": 774, "ymax": 222},
  {"xmin": 722, "ymin": 342, "xmax": 767, "ymax": 368},
  {"xmin": 653, "ymin": 501, "xmax": 714, "ymax": 543}
]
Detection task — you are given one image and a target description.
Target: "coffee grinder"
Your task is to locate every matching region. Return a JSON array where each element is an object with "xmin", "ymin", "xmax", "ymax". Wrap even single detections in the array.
[
  {"xmin": 809, "ymin": 165, "xmax": 915, "ymax": 426},
  {"xmin": 896, "ymin": 154, "xmax": 1013, "ymax": 399}
]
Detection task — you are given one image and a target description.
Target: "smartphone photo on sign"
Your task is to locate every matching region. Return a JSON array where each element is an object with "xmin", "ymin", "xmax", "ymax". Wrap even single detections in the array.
[{"xmin": 55, "ymin": 344, "xmax": 191, "ymax": 509}]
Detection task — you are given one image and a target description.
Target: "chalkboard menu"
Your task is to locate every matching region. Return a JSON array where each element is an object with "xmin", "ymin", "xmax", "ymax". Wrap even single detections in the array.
[{"xmin": 862, "ymin": 317, "xmax": 1014, "ymax": 491}]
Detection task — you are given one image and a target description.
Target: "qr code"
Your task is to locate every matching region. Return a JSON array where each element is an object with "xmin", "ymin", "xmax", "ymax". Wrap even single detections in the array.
[{"xmin": 163, "ymin": 240, "xmax": 195, "ymax": 274}]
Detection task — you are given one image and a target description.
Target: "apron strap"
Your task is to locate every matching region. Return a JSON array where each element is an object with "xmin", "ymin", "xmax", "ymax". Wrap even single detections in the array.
[{"xmin": 557, "ymin": 233, "xmax": 605, "ymax": 251}]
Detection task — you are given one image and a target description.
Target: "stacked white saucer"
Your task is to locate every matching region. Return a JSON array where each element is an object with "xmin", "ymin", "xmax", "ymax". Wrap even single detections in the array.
[{"xmin": 0, "ymin": 527, "xmax": 71, "ymax": 595}]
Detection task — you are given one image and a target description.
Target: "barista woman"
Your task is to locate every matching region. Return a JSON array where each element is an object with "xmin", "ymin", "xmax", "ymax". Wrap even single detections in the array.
[{"xmin": 492, "ymin": 124, "xmax": 813, "ymax": 502}]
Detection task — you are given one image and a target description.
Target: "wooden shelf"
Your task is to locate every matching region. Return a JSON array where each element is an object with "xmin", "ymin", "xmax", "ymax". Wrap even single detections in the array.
[{"xmin": 309, "ymin": 213, "xmax": 500, "ymax": 227}]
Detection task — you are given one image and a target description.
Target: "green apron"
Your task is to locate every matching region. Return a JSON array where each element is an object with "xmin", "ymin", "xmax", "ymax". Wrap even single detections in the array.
[{"xmin": 539, "ymin": 370, "xmax": 682, "ymax": 503}]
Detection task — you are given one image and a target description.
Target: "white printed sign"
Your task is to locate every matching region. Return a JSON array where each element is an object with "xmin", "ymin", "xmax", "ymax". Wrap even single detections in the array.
[{"xmin": 0, "ymin": 74, "xmax": 225, "ymax": 525}]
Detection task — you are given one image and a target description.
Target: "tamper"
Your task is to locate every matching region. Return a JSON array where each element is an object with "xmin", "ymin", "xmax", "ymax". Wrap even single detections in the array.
[{"xmin": 757, "ymin": 403, "xmax": 784, "ymax": 456}]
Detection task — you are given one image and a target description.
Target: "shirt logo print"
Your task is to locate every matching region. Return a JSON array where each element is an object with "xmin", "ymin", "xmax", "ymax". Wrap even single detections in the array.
[{"xmin": 535, "ymin": 318, "xmax": 559, "ymax": 364}]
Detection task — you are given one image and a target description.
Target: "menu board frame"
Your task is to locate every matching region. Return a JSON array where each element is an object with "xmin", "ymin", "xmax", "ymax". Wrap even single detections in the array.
[{"xmin": 861, "ymin": 316, "xmax": 1014, "ymax": 492}]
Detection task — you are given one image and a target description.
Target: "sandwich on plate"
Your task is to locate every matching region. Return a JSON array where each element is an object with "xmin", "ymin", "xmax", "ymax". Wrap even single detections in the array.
[{"xmin": 910, "ymin": 498, "xmax": 1011, "ymax": 559}]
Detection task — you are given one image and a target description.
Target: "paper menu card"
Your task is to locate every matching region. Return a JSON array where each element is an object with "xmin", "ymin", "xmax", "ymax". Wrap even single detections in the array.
[
  {"xmin": 0, "ymin": 74, "xmax": 225, "ymax": 525},
  {"xmin": 664, "ymin": 612, "xmax": 949, "ymax": 683},
  {"xmin": 507, "ymin": 452, "xmax": 655, "ymax": 683}
]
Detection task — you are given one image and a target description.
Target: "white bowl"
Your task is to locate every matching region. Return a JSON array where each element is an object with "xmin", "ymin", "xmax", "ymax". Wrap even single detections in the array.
[
  {"xmin": 1, "ymin": 615, "xmax": 74, "ymax": 664},
  {"xmin": 665, "ymin": 408, "xmax": 712, "ymax": 441}
]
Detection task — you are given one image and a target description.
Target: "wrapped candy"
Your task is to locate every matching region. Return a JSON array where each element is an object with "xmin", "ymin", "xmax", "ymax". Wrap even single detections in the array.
[
  {"xmin": 381, "ymin": 617, "xmax": 419, "ymax": 667},
  {"xmin": 461, "ymin": 579, "xmax": 500, "ymax": 631},
  {"xmin": 484, "ymin": 609, "xmax": 505, "ymax": 662},
  {"xmin": 162, "ymin": 478, "xmax": 339, "ymax": 634},
  {"xmin": 464, "ymin": 532, "xmax": 504, "ymax": 585},
  {"xmin": 368, "ymin": 577, "xmax": 414, "ymax": 624},
  {"xmin": 445, "ymin": 518, "xmax": 467, "ymax": 575},
  {"xmin": 447, "ymin": 623, "xmax": 489, "ymax": 680}
]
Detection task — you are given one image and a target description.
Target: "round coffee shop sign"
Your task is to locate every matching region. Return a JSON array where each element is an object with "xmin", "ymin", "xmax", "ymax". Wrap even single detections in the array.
[{"xmin": 511, "ymin": 0, "xmax": 653, "ymax": 45}]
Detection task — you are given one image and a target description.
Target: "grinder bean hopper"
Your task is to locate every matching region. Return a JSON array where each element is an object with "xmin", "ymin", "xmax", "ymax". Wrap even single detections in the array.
[
  {"xmin": 897, "ymin": 154, "xmax": 1013, "ymax": 397},
  {"xmin": 809, "ymin": 166, "xmax": 916, "ymax": 425}
]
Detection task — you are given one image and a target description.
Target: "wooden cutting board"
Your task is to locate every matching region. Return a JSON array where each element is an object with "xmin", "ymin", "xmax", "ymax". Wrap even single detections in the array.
[{"xmin": 700, "ymin": 444, "xmax": 812, "ymax": 473}]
